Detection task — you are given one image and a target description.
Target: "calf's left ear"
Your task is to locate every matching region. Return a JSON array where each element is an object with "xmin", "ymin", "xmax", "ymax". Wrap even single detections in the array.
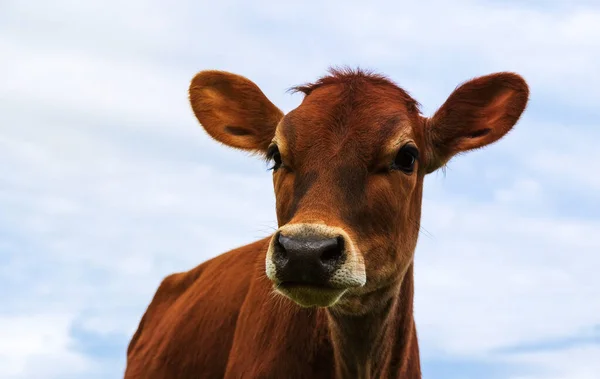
[
  {"xmin": 425, "ymin": 72, "xmax": 529, "ymax": 173},
  {"xmin": 189, "ymin": 70, "xmax": 284, "ymax": 153}
]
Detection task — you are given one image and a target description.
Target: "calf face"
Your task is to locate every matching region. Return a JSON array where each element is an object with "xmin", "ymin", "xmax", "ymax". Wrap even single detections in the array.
[{"xmin": 189, "ymin": 69, "xmax": 528, "ymax": 312}]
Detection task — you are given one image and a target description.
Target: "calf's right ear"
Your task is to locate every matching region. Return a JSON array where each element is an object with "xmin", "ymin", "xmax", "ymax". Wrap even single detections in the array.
[{"xmin": 189, "ymin": 70, "xmax": 284, "ymax": 153}]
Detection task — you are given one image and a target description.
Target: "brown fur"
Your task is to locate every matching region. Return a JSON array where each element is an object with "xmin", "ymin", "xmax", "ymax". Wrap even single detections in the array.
[{"xmin": 124, "ymin": 68, "xmax": 529, "ymax": 378}]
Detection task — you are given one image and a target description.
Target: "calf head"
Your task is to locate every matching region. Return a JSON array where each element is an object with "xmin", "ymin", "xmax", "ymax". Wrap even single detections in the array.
[{"xmin": 189, "ymin": 68, "xmax": 528, "ymax": 313}]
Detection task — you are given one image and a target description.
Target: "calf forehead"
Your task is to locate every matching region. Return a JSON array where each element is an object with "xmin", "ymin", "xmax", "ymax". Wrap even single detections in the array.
[{"xmin": 279, "ymin": 83, "xmax": 420, "ymax": 162}]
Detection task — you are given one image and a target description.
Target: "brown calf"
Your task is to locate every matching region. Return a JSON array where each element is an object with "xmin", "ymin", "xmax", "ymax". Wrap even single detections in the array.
[{"xmin": 124, "ymin": 68, "xmax": 529, "ymax": 379}]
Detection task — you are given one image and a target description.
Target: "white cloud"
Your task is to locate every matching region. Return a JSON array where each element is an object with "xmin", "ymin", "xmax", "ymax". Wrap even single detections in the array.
[
  {"xmin": 493, "ymin": 178, "xmax": 545, "ymax": 208},
  {"xmin": 0, "ymin": 314, "xmax": 91, "ymax": 379},
  {"xmin": 415, "ymin": 195, "xmax": 600, "ymax": 357},
  {"xmin": 0, "ymin": 37, "xmax": 196, "ymax": 137},
  {"xmin": 506, "ymin": 345, "xmax": 600, "ymax": 379}
]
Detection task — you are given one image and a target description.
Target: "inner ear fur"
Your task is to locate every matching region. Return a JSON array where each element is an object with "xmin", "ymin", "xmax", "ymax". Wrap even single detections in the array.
[
  {"xmin": 189, "ymin": 70, "xmax": 284, "ymax": 153},
  {"xmin": 425, "ymin": 72, "xmax": 529, "ymax": 173}
]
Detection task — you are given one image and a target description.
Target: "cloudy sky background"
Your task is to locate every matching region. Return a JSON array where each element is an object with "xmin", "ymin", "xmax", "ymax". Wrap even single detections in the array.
[{"xmin": 1, "ymin": 0, "xmax": 599, "ymax": 378}]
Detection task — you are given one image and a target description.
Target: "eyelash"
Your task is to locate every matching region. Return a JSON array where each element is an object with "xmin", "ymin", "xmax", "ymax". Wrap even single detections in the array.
[{"xmin": 266, "ymin": 145, "xmax": 283, "ymax": 171}]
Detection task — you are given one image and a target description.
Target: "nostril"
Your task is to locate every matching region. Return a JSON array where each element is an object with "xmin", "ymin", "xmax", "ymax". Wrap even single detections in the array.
[
  {"xmin": 319, "ymin": 246, "xmax": 340, "ymax": 262},
  {"xmin": 274, "ymin": 233, "xmax": 288, "ymax": 262},
  {"xmin": 336, "ymin": 235, "xmax": 345, "ymax": 252},
  {"xmin": 319, "ymin": 236, "xmax": 344, "ymax": 263}
]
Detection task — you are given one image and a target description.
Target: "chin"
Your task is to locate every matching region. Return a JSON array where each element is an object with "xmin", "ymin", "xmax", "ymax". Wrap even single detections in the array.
[{"xmin": 274, "ymin": 283, "xmax": 348, "ymax": 308}]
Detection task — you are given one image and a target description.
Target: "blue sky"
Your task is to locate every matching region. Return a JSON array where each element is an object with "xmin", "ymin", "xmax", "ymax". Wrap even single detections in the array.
[{"xmin": 1, "ymin": 0, "xmax": 599, "ymax": 378}]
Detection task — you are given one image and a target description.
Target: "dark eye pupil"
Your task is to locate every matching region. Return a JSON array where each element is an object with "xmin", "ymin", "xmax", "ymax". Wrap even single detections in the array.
[
  {"xmin": 273, "ymin": 152, "xmax": 282, "ymax": 165},
  {"xmin": 397, "ymin": 152, "xmax": 414, "ymax": 167},
  {"xmin": 393, "ymin": 146, "xmax": 418, "ymax": 173}
]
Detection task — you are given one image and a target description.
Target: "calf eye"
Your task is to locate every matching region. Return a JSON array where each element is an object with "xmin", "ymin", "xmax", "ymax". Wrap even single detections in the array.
[
  {"xmin": 266, "ymin": 145, "xmax": 283, "ymax": 171},
  {"xmin": 392, "ymin": 145, "xmax": 418, "ymax": 173}
]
